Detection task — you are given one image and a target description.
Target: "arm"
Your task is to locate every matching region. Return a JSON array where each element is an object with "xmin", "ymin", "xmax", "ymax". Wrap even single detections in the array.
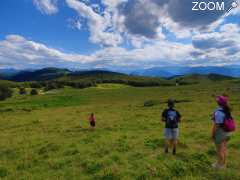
[
  {"xmin": 161, "ymin": 110, "xmax": 167, "ymax": 122},
  {"xmin": 211, "ymin": 121, "xmax": 216, "ymax": 139},
  {"xmin": 178, "ymin": 117, "xmax": 181, "ymax": 123},
  {"xmin": 177, "ymin": 111, "xmax": 181, "ymax": 123},
  {"xmin": 162, "ymin": 117, "xmax": 166, "ymax": 122}
]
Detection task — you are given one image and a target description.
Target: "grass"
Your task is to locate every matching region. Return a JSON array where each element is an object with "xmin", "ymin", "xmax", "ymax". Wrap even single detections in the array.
[{"xmin": 0, "ymin": 82, "xmax": 239, "ymax": 179}]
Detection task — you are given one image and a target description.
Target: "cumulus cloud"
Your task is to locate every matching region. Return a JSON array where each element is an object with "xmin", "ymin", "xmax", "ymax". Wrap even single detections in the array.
[
  {"xmin": 119, "ymin": 0, "xmax": 160, "ymax": 38},
  {"xmin": 33, "ymin": 0, "xmax": 238, "ymax": 43},
  {"xmin": 167, "ymin": 0, "xmax": 225, "ymax": 28},
  {"xmin": 192, "ymin": 24, "xmax": 240, "ymax": 51},
  {"xmin": 0, "ymin": 35, "xmax": 93, "ymax": 69},
  {"xmin": 117, "ymin": 0, "xmax": 237, "ymax": 39},
  {"xmin": 33, "ymin": 0, "xmax": 58, "ymax": 15},
  {"xmin": 190, "ymin": 24, "xmax": 240, "ymax": 65},
  {"xmin": 0, "ymin": 34, "xmax": 194, "ymax": 69},
  {"xmin": 65, "ymin": 0, "xmax": 123, "ymax": 46},
  {"xmin": 1, "ymin": 33, "xmax": 240, "ymax": 70},
  {"xmin": 12, "ymin": 0, "xmax": 240, "ymax": 69}
]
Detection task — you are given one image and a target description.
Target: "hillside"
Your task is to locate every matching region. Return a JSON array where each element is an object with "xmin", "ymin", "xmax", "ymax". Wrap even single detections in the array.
[
  {"xmin": 0, "ymin": 79, "xmax": 239, "ymax": 179},
  {"xmin": 9, "ymin": 67, "xmax": 71, "ymax": 82},
  {"xmin": 56, "ymin": 70, "xmax": 173, "ymax": 87},
  {"xmin": 0, "ymin": 79, "xmax": 17, "ymax": 87},
  {"xmin": 0, "ymin": 68, "xmax": 238, "ymax": 90},
  {"xmin": 173, "ymin": 74, "xmax": 236, "ymax": 85}
]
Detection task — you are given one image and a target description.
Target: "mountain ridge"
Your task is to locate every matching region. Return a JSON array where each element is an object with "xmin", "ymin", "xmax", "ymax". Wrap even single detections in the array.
[{"xmin": 0, "ymin": 66, "xmax": 239, "ymax": 82}]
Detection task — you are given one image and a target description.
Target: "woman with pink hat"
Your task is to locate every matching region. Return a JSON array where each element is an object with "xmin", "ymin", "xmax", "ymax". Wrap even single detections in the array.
[{"xmin": 211, "ymin": 95, "xmax": 233, "ymax": 169}]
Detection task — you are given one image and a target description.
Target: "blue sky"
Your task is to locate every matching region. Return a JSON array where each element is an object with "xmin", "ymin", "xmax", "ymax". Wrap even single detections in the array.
[{"xmin": 0, "ymin": 0, "xmax": 239, "ymax": 71}]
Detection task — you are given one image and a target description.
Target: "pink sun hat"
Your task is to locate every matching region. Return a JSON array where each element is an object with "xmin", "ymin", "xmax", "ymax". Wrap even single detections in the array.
[{"xmin": 216, "ymin": 96, "xmax": 228, "ymax": 106}]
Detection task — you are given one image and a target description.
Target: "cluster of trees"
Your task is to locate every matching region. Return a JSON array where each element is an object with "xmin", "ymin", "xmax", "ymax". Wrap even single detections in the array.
[
  {"xmin": 19, "ymin": 87, "xmax": 39, "ymax": 96},
  {"xmin": 0, "ymin": 85, "xmax": 13, "ymax": 101},
  {"xmin": 30, "ymin": 89, "xmax": 38, "ymax": 95},
  {"xmin": 58, "ymin": 81, "xmax": 96, "ymax": 89},
  {"xmin": 43, "ymin": 82, "xmax": 64, "ymax": 91},
  {"xmin": 0, "ymin": 72, "xmax": 176, "ymax": 102},
  {"xmin": 23, "ymin": 81, "xmax": 96, "ymax": 90},
  {"xmin": 55, "ymin": 75, "xmax": 173, "ymax": 88},
  {"xmin": 9, "ymin": 71, "xmax": 176, "ymax": 92}
]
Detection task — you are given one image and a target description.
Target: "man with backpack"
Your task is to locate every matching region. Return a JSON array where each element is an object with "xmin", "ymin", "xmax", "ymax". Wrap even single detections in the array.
[{"xmin": 162, "ymin": 99, "xmax": 181, "ymax": 155}]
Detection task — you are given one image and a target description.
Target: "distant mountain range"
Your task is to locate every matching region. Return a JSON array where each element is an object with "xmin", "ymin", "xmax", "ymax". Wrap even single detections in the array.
[
  {"xmin": 0, "ymin": 67, "xmax": 126, "ymax": 82},
  {"xmin": 131, "ymin": 66, "xmax": 240, "ymax": 78},
  {"xmin": 0, "ymin": 68, "xmax": 20, "ymax": 77},
  {"xmin": 0, "ymin": 66, "xmax": 239, "ymax": 82}
]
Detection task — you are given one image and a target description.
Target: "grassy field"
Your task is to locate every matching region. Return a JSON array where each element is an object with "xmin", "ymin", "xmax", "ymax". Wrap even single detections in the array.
[{"xmin": 0, "ymin": 81, "xmax": 239, "ymax": 180}]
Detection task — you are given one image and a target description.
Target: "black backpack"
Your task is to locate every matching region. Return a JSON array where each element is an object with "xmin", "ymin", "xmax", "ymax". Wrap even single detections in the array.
[{"xmin": 166, "ymin": 110, "xmax": 179, "ymax": 128}]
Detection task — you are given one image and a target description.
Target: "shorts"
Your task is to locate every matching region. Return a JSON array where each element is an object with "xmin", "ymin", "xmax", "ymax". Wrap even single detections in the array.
[
  {"xmin": 164, "ymin": 128, "xmax": 179, "ymax": 141},
  {"xmin": 214, "ymin": 128, "xmax": 230, "ymax": 145},
  {"xmin": 90, "ymin": 121, "xmax": 96, "ymax": 127}
]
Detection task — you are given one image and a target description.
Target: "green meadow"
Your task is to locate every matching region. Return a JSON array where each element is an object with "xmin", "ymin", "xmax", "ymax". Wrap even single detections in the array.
[{"xmin": 0, "ymin": 81, "xmax": 240, "ymax": 180}]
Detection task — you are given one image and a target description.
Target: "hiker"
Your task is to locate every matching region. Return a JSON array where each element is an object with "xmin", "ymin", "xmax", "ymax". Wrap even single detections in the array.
[
  {"xmin": 88, "ymin": 113, "xmax": 96, "ymax": 129},
  {"xmin": 162, "ymin": 99, "xmax": 181, "ymax": 155},
  {"xmin": 211, "ymin": 96, "xmax": 236, "ymax": 169}
]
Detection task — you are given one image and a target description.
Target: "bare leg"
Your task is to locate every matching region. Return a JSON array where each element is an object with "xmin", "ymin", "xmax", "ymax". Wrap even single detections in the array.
[
  {"xmin": 223, "ymin": 141, "xmax": 227, "ymax": 166},
  {"xmin": 165, "ymin": 139, "xmax": 170, "ymax": 153},
  {"xmin": 216, "ymin": 143, "xmax": 225, "ymax": 166},
  {"xmin": 173, "ymin": 139, "xmax": 178, "ymax": 155}
]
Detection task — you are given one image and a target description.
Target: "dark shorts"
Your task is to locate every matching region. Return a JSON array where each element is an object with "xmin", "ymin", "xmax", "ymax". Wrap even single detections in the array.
[
  {"xmin": 214, "ymin": 128, "xmax": 231, "ymax": 145},
  {"xmin": 90, "ymin": 121, "xmax": 95, "ymax": 127}
]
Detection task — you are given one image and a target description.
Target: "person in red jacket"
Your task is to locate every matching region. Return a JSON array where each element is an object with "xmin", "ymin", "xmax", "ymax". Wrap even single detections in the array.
[{"xmin": 88, "ymin": 113, "xmax": 96, "ymax": 129}]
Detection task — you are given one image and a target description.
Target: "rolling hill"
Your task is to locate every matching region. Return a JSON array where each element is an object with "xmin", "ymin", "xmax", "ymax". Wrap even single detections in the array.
[
  {"xmin": 8, "ymin": 67, "xmax": 71, "ymax": 82},
  {"xmin": 0, "ymin": 68, "xmax": 237, "ymax": 89}
]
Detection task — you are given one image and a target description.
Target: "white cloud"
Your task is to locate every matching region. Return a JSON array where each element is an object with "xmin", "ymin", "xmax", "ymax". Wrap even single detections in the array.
[
  {"xmin": 0, "ymin": 35, "xmax": 93, "ymax": 69},
  {"xmin": 0, "ymin": 34, "xmax": 193, "ymax": 69},
  {"xmin": 65, "ymin": 0, "xmax": 123, "ymax": 47},
  {"xmin": 8, "ymin": 0, "xmax": 240, "ymax": 69},
  {"xmin": 67, "ymin": 18, "xmax": 83, "ymax": 30},
  {"xmin": 33, "ymin": 0, "xmax": 58, "ymax": 15},
  {"xmin": 1, "ymin": 34, "xmax": 240, "ymax": 70},
  {"xmin": 191, "ymin": 24, "xmax": 240, "ymax": 65}
]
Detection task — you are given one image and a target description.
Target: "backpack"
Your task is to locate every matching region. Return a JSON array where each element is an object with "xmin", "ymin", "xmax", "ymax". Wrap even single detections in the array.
[
  {"xmin": 223, "ymin": 116, "xmax": 236, "ymax": 132},
  {"xmin": 214, "ymin": 110, "xmax": 236, "ymax": 132},
  {"xmin": 166, "ymin": 110, "xmax": 179, "ymax": 128}
]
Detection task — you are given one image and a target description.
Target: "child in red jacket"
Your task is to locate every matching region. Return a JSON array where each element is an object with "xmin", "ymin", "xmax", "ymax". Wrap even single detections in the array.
[{"xmin": 88, "ymin": 113, "xmax": 96, "ymax": 129}]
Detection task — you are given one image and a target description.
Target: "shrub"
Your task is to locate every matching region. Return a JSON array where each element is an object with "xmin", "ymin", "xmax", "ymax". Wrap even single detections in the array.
[
  {"xmin": 19, "ymin": 87, "xmax": 27, "ymax": 95},
  {"xmin": 30, "ymin": 89, "xmax": 38, "ymax": 95},
  {"xmin": 44, "ymin": 82, "xmax": 64, "ymax": 91},
  {"xmin": 0, "ymin": 85, "xmax": 12, "ymax": 101},
  {"xmin": 144, "ymin": 100, "xmax": 155, "ymax": 107},
  {"xmin": 30, "ymin": 82, "xmax": 42, "ymax": 88},
  {"xmin": 0, "ymin": 167, "xmax": 8, "ymax": 177}
]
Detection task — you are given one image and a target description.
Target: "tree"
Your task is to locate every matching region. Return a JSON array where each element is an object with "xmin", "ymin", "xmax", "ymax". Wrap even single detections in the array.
[
  {"xmin": 30, "ymin": 89, "xmax": 38, "ymax": 95},
  {"xmin": 0, "ymin": 85, "xmax": 13, "ymax": 101},
  {"xmin": 19, "ymin": 87, "xmax": 27, "ymax": 95},
  {"xmin": 44, "ymin": 82, "xmax": 63, "ymax": 91},
  {"xmin": 30, "ymin": 82, "xmax": 42, "ymax": 88}
]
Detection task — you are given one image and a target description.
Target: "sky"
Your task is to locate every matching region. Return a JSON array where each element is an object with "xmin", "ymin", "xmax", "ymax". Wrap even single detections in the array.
[{"xmin": 0, "ymin": 0, "xmax": 240, "ymax": 71}]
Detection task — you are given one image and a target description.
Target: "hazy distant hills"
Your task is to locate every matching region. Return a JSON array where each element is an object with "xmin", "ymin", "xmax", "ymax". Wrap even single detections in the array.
[
  {"xmin": 131, "ymin": 66, "xmax": 240, "ymax": 78},
  {"xmin": 7, "ymin": 69, "xmax": 127, "ymax": 82},
  {"xmin": 7, "ymin": 68, "xmax": 71, "ymax": 82},
  {"xmin": 0, "ymin": 66, "xmax": 239, "ymax": 82}
]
